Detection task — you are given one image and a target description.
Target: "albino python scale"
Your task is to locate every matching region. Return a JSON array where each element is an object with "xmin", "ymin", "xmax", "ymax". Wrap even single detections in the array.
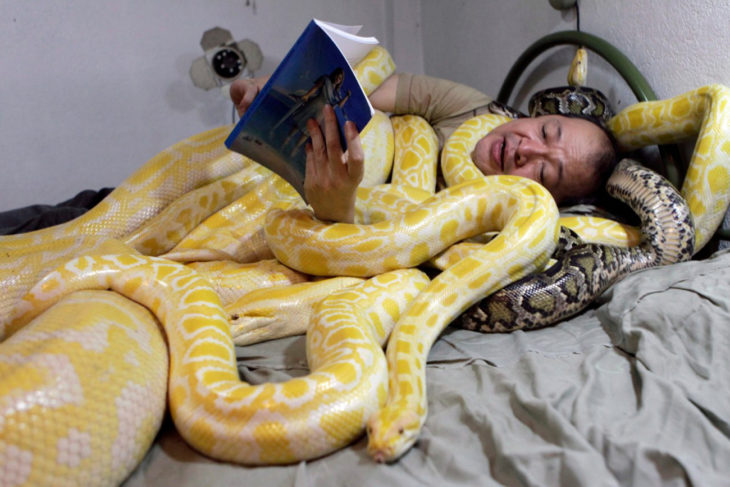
[{"xmin": 1, "ymin": 36, "xmax": 730, "ymax": 485}]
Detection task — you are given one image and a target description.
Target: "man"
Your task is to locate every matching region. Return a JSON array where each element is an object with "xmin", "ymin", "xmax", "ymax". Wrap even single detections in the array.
[{"xmin": 230, "ymin": 72, "xmax": 618, "ymax": 223}]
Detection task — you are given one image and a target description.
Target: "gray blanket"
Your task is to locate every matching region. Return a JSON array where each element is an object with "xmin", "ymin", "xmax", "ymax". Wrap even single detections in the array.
[{"xmin": 124, "ymin": 250, "xmax": 730, "ymax": 487}]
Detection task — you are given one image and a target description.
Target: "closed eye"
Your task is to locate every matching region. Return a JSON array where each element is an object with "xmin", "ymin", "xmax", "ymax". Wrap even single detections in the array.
[{"xmin": 541, "ymin": 125, "xmax": 547, "ymax": 140}]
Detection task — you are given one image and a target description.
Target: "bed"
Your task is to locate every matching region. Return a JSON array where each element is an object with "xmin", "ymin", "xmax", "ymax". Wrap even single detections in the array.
[
  {"xmin": 118, "ymin": 31, "xmax": 730, "ymax": 487},
  {"xmin": 3, "ymin": 31, "xmax": 729, "ymax": 487},
  {"xmin": 123, "ymin": 248, "xmax": 730, "ymax": 486}
]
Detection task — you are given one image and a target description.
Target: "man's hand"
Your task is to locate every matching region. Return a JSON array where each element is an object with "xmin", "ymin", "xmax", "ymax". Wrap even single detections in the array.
[
  {"xmin": 304, "ymin": 104, "xmax": 364, "ymax": 223},
  {"xmin": 229, "ymin": 76, "xmax": 269, "ymax": 117}
]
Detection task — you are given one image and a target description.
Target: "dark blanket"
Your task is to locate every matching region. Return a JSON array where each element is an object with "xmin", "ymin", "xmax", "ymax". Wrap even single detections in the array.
[{"xmin": 0, "ymin": 188, "xmax": 114, "ymax": 235}]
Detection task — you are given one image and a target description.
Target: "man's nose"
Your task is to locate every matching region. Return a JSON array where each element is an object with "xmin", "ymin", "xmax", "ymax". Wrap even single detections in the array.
[{"xmin": 515, "ymin": 139, "xmax": 546, "ymax": 166}]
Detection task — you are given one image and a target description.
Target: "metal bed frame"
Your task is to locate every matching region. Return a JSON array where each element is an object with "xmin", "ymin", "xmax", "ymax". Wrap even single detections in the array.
[{"xmin": 495, "ymin": 30, "xmax": 729, "ymax": 241}]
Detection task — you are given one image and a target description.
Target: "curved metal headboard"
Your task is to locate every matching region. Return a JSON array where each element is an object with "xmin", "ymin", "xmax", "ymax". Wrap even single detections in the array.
[{"xmin": 496, "ymin": 30, "xmax": 685, "ymax": 189}]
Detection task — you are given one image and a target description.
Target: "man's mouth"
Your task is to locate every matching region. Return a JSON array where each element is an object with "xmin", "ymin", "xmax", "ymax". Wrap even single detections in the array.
[
  {"xmin": 492, "ymin": 137, "xmax": 505, "ymax": 172},
  {"xmin": 500, "ymin": 139, "xmax": 506, "ymax": 171}
]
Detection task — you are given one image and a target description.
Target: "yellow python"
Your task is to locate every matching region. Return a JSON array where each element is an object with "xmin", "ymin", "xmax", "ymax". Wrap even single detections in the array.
[
  {"xmin": 365, "ymin": 83, "xmax": 730, "ymax": 462},
  {"xmin": 1, "ymin": 36, "xmax": 729, "ymax": 486}
]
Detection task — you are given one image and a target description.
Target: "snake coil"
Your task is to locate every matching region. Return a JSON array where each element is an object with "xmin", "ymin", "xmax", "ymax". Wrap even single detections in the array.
[{"xmin": 458, "ymin": 159, "xmax": 695, "ymax": 332}]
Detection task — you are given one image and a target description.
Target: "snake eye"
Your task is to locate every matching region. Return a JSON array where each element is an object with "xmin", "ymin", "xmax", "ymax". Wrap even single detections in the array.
[{"xmin": 398, "ymin": 427, "xmax": 404, "ymax": 435}]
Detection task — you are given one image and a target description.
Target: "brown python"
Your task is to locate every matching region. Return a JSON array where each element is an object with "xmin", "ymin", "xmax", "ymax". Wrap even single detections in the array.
[{"xmin": 458, "ymin": 158, "xmax": 695, "ymax": 332}]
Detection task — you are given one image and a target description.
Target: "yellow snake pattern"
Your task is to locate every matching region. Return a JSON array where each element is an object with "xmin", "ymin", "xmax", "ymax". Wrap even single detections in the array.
[
  {"xmin": 8, "ymin": 255, "xmax": 429, "ymax": 467},
  {"xmin": 1, "ymin": 36, "xmax": 729, "ymax": 484},
  {"xmin": 609, "ymin": 84, "xmax": 730, "ymax": 251},
  {"xmin": 1, "ymin": 290, "xmax": 168, "ymax": 486},
  {"xmin": 390, "ymin": 115, "xmax": 439, "ymax": 193}
]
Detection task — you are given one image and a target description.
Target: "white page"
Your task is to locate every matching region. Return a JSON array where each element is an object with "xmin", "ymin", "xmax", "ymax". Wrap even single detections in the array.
[{"xmin": 314, "ymin": 19, "xmax": 379, "ymax": 67}]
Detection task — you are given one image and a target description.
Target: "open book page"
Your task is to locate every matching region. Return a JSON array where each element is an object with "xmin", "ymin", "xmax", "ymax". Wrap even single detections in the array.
[{"xmin": 314, "ymin": 19, "xmax": 378, "ymax": 66}]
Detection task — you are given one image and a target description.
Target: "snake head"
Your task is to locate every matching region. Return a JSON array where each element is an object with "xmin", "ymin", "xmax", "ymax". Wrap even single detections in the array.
[
  {"xmin": 366, "ymin": 403, "xmax": 422, "ymax": 463},
  {"xmin": 568, "ymin": 47, "xmax": 588, "ymax": 87}
]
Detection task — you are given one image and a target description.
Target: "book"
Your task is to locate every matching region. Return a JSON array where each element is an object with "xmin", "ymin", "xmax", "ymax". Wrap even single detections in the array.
[{"xmin": 225, "ymin": 19, "xmax": 378, "ymax": 198}]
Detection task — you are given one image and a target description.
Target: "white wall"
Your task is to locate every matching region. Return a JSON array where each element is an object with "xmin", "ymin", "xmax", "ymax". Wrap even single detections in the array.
[
  {"xmin": 0, "ymin": 0, "xmax": 423, "ymax": 210},
  {"xmin": 421, "ymin": 0, "xmax": 730, "ymax": 113},
  {"xmin": 4, "ymin": 0, "xmax": 728, "ymax": 211},
  {"xmin": 421, "ymin": 0, "xmax": 574, "ymax": 106}
]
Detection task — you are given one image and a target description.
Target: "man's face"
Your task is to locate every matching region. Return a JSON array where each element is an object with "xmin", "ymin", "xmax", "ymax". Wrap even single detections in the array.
[{"xmin": 470, "ymin": 115, "xmax": 609, "ymax": 203}]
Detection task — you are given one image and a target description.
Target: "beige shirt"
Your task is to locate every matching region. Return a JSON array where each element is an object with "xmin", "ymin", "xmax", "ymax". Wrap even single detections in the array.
[{"xmin": 393, "ymin": 73, "xmax": 494, "ymax": 149}]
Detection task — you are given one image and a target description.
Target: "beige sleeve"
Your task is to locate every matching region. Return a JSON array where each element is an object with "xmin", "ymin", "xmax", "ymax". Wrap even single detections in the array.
[{"xmin": 393, "ymin": 73, "xmax": 493, "ymax": 146}]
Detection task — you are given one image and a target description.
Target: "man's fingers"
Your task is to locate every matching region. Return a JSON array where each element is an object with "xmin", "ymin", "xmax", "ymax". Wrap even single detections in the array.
[
  {"xmin": 304, "ymin": 141, "xmax": 317, "ymax": 183},
  {"xmin": 242, "ymin": 85, "xmax": 258, "ymax": 113},
  {"xmin": 304, "ymin": 107, "xmax": 363, "ymax": 196},
  {"xmin": 230, "ymin": 79, "xmax": 258, "ymax": 116},
  {"xmin": 344, "ymin": 121, "xmax": 364, "ymax": 180},
  {"xmin": 307, "ymin": 118, "xmax": 325, "ymax": 157},
  {"xmin": 305, "ymin": 118, "xmax": 327, "ymax": 184},
  {"xmin": 322, "ymin": 105, "xmax": 344, "ymax": 163},
  {"xmin": 229, "ymin": 82, "xmax": 243, "ymax": 102}
]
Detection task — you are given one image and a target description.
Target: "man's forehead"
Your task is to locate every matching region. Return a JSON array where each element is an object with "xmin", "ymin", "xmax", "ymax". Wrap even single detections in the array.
[{"xmin": 555, "ymin": 117, "xmax": 607, "ymax": 193}]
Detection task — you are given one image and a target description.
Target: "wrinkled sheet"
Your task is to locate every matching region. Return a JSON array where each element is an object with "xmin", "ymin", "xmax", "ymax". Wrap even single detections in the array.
[{"xmin": 123, "ymin": 249, "xmax": 730, "ymax": 487}]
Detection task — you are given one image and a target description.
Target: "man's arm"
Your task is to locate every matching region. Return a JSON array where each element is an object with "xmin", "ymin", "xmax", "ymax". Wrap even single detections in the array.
[{"xmin": 368, "ymin": 73, "xmax": 400, "ymax": 113}]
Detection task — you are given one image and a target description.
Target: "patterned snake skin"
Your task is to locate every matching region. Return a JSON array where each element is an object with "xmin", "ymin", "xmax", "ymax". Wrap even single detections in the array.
[{"xmin": 457, "ymin": 159, "xmax": 695, "ymax": 332}]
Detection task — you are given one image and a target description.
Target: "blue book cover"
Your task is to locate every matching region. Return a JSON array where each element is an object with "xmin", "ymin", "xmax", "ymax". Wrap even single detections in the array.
[{"xmin": 225, "ymin": 19, "xmax": 377, "ymax": 198}]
